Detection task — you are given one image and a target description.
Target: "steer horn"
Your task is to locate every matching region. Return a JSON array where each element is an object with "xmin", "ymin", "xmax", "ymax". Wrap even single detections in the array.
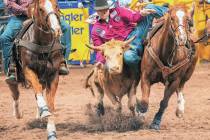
[
  {"xmin": 124, "ymin": 36, "xmax": 136, "ymax": 46},
  {"xmin": 85, "ymin": 44, "xmax": 104, "ymax": 51}
]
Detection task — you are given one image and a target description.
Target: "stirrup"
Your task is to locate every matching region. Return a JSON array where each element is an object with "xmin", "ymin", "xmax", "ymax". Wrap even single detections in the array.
[
  {"xmin": 59, "ymin": 61, "xmax": 69, "ymax": 75},
  {"xmin": 6, "ymin": 62, "xmax": 17, "ymax": 84}
]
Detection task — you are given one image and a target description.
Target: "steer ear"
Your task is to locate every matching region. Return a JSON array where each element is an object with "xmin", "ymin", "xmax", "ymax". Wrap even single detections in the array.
[
  {"xmin": 85, "ymin": 44, "xmax": 104, "ymax": 52},
  {"xmin": 123, "ymin": 36, "xmax": 136, "ymax": 51}
]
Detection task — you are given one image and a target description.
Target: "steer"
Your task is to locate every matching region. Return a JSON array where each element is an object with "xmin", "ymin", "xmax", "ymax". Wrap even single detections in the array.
[{"xmin": 85, "ymin": 37, "xmax": 141, "ymax": 116}]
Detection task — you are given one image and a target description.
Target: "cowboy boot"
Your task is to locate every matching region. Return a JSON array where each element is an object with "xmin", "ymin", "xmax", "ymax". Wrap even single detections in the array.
[
  {"xmin": 59, "ymin": 60, "xmax": 69, "ymax": 75},
  {"xmin": 59, "ymin": 48, "xmax": 77, "ymax": 75},
  {"xmin": 5, "ymin": 56, "xmax": 17, "ymax": 84}
]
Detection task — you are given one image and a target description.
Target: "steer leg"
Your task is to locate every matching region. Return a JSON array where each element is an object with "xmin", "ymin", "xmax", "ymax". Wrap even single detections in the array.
[
  {"xmin": 128, "ymin": 82, "xmax": 137, "ymax": 116},
  {"xmin": 24, "ymin": 67, "xmax": 51, "ymax": 118},
  {"xmin": 93, "ymin": 68, "xmax": 105, "ymax": 116},
  {"xmin": 105, "ymin": 89, "xmax": 122, "ymax": 113},
  {"xmin": 150, "ymin": 79, "xmax": 180, "ymax": 130},
  {"xmin": 46, "ymin": 73, "xmax": 59, "ymax": 140},
  {"xmin": 176, "ymin": 87, "xmax": 185, "ymax": 118},
  {"xmin": 7, "ymin": 83, "xmax": 22, "ymax": 119}
]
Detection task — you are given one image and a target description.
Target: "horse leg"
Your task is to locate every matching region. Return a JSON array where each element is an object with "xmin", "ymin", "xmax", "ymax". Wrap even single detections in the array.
[
  {"xmin": 176, "ymin": 87, "xmax": 185, "ymax": 118},
  {"xmin": 24, "ymin": 67, "xmax": 51, "ymax": 118},
  {"xmin": 93, "ymin": 68, "xmax": 105, "ymax": 116},
  {"xmin": 137, "ymin": 72, "xmax": 151, "ymax": 115},
  {"xmin": 150, "ymin": 79, "xmax": 180, "ymax": 130},
  {"xmin": 7, "ymin": 83, "xmax": 22, "ymax": 119},
  {"xmin": 46, "ymin": 74, "xmax": 59, "ymax": 140}
]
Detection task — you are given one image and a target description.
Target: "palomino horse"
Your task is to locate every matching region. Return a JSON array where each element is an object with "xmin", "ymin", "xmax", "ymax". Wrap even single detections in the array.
[
  {"xmin": 7, "ymin": 0, "xmax": 63, "ymax": 139},
  {"xmin": 139, "ymin": 5, "xmax": 198, "ymax": 130}
]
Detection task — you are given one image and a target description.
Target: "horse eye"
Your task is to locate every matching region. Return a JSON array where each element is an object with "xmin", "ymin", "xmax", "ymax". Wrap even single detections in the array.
[
  {"xmin": 39, "ymin": 8, "xmax": 44, "ymax": 12},
  {"xmin": 119, "ymin": 53, "xmax": 123, "ymax": 55}
]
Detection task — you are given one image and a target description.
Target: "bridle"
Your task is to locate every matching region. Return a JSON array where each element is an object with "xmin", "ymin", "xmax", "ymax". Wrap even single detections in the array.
[
  {"xmin": 32, "ymin": 0, "xmax": 60, "ymax": 35},
  {"xmin": 170, "ymin": 14, "xmax": 191, "ymax": 47},
  {"xmin": 167, "ymin": 13, "xmax": 192, "ymax": 66}
]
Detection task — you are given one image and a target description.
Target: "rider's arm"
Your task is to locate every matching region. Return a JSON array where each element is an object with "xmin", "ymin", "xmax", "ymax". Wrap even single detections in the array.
[
  {"xmin": 78, "ymin": 0, "xmax": 84, "ymax": 8},
  {"xmin": 91, "ymin": 25, "xmax": 106, "ymax": 63},
  {"xmin": 5, "ymin": 0, "xmax": 32, "ymax": 15},
  {"xmin": 117, "ymin": 7, "xmax": 143, "ymax": 23},
  {"xmin": 91, "ymin": 31, "xmax": 104, "ymax": 47}
]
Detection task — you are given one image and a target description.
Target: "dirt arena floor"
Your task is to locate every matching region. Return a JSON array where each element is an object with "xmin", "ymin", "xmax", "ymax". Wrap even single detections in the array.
[{"xmin": 0, "ymin": 63, "xmax": 210, "ymax": 140}]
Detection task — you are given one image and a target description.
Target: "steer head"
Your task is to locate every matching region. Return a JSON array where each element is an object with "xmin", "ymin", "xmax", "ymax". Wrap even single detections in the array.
[{"xmin": 86, "ymin": 37, "xmax": 135, "ymax": 75}]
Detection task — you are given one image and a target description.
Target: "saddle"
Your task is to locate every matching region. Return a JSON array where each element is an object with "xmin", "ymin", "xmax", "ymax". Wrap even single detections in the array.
[
  {"xmin": 14, "ymin": 19, "xmax": 64, "ymax": 54},
  {"xmin": 143, "ymin": 18, "xmax": 165, "ymax": 46}
]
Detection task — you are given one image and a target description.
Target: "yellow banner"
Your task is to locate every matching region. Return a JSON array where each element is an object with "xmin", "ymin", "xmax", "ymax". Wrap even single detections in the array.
[{"xmin": 60, "ymin": 8, "xmax": 90, "ymax": 62}]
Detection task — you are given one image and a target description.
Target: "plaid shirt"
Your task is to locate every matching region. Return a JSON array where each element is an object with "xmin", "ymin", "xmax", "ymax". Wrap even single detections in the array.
[{"xmin": 5, "ymin": 0, "xmax": 33, "ymax": 15}]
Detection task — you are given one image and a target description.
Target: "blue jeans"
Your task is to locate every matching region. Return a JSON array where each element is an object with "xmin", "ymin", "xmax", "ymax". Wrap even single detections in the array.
[
  {"xmin": 0, "ymin": 16, "xmax": 26, "ymax": 74},
  {"xmin": 124, "ymin": 4, "xmax": 168, "ymax": 70},
  {"xmin": 60, "ymin": 18, "xmax": 71, "ymax": 59}
]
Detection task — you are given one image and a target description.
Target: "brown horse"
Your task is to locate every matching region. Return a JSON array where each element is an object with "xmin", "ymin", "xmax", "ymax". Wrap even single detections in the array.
[
  {"xmin": 138, "ymin": 5, "xmax": 198, "ymax": 130},
  {"xmin": 7, "ymin": 0, "xmax": 63, "ymax": 139}
]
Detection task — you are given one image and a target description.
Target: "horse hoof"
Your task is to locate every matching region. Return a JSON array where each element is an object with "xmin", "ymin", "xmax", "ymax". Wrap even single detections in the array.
[
  {"xmin": 149, "ymin": 123, "xmax": 160, "ymax": 130},
  {"xmin": 137, "ymin": 112, "xmax": 146, "ymax": 122},
  {"xmin": 48, "ymin": 131, "xmax": 57, "ymax": 140},
  {"xmin": 96, "ymin": 103, "xmax": 105, "ymax": 116},
  {"xmin": 16, "ymin": 113, "xmax": 23, "ymax": 119},
  {"xmin": 40, "ymin": 111, "xmax": 51, "ymax": 118},
  {"xmin": 36, "ymin": 113, "xmax": 40, "ymax": 119},
  {"xmin": 13, "ymin": 112, "xmax": 23, "ymax": 119},
  {"xmin": 13, "ymin": 109, "xmax": 23, "ymax": 119},
  {"xmin": 176, "ymin": 109, "xmax": 184, "ymax": 118},
  {"xmin": 136, "ymin": 102, "xmax": 148, "ymax": 114},
  {"xmin": 39, "ymin": 106, "xmax": 51, "ymax": 118}
]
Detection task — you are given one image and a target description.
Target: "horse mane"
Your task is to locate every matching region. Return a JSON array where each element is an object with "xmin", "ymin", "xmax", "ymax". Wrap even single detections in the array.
[
  {"xmin": 27, "ymin": 0, "xmax": 59, "ymax": 17},
  {"xmin": 170, "ymin": 4, "xmax": 188, "ymax": 12},
  {"xmin": 162, "ymin": 13, "xmax": 171, "ymax": 36}
]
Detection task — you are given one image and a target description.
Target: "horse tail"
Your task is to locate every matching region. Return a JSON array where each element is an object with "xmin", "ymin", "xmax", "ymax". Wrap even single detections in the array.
[{"xmin": 84, "ymin": 68, "xmax": 95, "ymax": 96}]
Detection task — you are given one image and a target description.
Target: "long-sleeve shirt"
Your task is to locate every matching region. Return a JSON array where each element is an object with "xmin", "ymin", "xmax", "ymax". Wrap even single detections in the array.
[
  {"xmin": 5, "ymin": 0, "xmax": 33, "ymax": 15},
  {"xmin": 91, "ymin": 7, "xmax": 142, "ymax": 63}
]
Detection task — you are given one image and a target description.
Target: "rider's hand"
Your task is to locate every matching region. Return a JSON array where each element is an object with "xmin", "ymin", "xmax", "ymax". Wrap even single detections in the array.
[
  {"xmin": 140, "ymin": 9, "xmax": 156, "ymax": 16},
  {"xmin": 78, "ymin": 2, "xmax": 84, "ymax": 8}
]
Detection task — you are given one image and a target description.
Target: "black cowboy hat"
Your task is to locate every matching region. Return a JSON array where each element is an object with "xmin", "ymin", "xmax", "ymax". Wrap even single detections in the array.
[{"xmin": 94, "ymin": 0, "xmax": 110, "ymax": 10}]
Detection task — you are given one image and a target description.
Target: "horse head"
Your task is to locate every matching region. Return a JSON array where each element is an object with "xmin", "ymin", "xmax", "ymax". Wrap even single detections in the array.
[
  {"xmin": 28, "ymin": 0, "xmax": 62, "ymax": 39},
  {"xmin": 169, "ymin": 5, "xmax": 193, "ymax": 46}
]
